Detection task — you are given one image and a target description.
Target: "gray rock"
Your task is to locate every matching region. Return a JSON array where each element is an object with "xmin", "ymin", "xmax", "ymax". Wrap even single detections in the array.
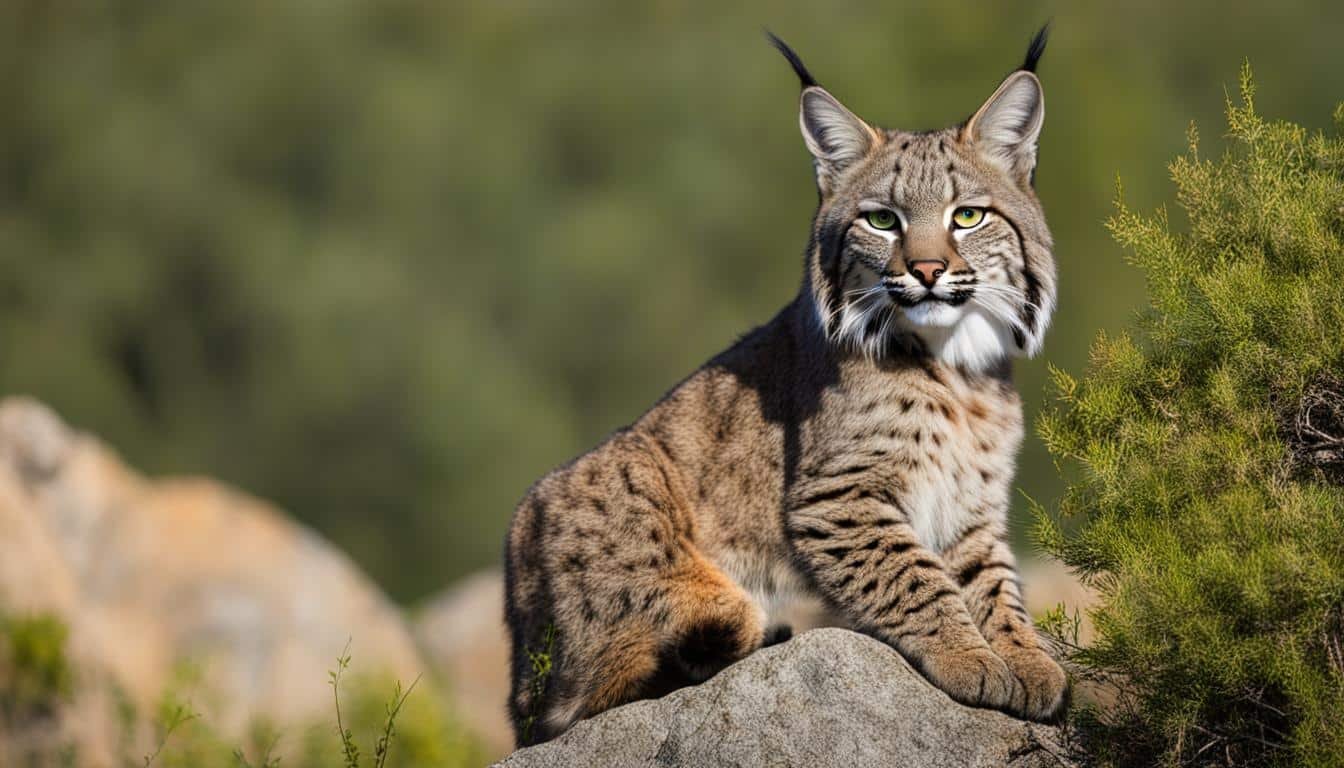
[{"xmin": 494, "ymin": 627, "xmax": 1073, "ymax": 768}]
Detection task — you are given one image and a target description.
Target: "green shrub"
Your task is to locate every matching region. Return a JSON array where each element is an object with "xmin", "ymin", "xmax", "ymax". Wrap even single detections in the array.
[
  {"xmin": 0, "ymin": 622, "xmax": 489, "ymax": 768},
  {"xmin": 0, "ymin": 613, "xmax": 73, "ymax": 722},
  {"xmin": 0, "ymin": 613, "xmax": 77, "ymax": 766},
  {"xmin": 149, "ymin": 651, "xmax": 490, "ymax": 768},
  {"xmin": 1036, "ymin": 66, "xmax": 1344, "ymax": 767}
]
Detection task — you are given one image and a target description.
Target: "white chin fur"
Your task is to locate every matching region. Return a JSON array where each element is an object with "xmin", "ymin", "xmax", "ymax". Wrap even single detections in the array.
[
  {"xmin": 900, "ymin": 305, "xmax": 1019, "ymax": 372},
  {"xmin": 822, "ymin": 291, "xmax": 1025, "ymax": 372},
  {"xmin": 901, "ymin": 301, "xmax": 964, "ymax": 328}
]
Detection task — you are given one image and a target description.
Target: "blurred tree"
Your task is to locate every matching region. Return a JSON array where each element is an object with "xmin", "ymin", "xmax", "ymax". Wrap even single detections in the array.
[{"xmin": 0, "ymin": 1, "xmax": 1341, "ymax": 601}]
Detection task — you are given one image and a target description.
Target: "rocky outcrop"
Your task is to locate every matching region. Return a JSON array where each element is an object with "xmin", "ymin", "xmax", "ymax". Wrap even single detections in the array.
[
  {"xmin": 414, "ymin": 571, "xmax": 848, "ymax": 759},
  {"xmin": 495, "ymin": 628, "xmax": 1074, "ymax": 768},
  {"xmin": 0, "ymin": 397, "xmax": 425, "ymax": 763},
  {"xmin": 419, "ymin": 564, "xmax": 1090, "ymax": 762}
]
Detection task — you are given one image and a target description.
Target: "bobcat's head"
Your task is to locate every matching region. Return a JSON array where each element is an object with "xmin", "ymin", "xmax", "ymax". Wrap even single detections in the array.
[{"xmin": 773, "ymin": 27, "xmax": 1056, "ymax": 372}]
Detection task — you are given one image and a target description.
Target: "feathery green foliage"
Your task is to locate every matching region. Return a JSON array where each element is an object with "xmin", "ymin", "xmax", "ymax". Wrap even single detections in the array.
[
  {"xmin": 143, "ymin": 695, "xmax": 199, "ymax": 767},
  {"xmin": 1036, "ymin": 66, "xmax": 1344, "ymax": 766},
  {"xmin": 328, "ymin": 642, "xmax": 422, "ymax": 768},
  {"xmin": 146, "ymin": 649, "xmax": 486, "ymax": 768}
]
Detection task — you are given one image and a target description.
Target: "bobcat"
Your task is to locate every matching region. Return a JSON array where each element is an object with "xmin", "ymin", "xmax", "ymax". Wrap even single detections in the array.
[{"xmin": 504, "ymin": 26, "xmax": 1066, "ymax": 746}]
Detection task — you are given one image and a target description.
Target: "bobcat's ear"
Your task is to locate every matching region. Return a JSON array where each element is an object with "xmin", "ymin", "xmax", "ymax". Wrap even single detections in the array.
[
  {"xmin": 767, "ymin": 31, "xmax": 877, "ymax": 194},
  {"xmin": 965, "ymin": 70, "xmax": 1044, "ymax": 186},
  {"xmin": 798, "ymin": 87, "xmax": 878, "ymax": 191}
]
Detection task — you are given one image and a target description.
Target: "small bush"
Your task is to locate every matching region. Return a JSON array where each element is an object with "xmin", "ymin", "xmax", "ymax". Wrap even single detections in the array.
[
  {"xmin": 0, "ymin": 613, "xmax": 73, "ymax": 722},
  {"xmin": 1036, "ymin": 66, "xmax": 1344, "ymax": 766},
  {"xmin": 0, "ymin": 612, "xmax": 77, "ymax": 766},
  {"xmin": 149, "ymin": 649, "xmax": 490, "ymax": 768}
]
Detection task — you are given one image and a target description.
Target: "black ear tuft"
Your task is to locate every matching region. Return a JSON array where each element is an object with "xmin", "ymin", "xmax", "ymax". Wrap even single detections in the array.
[
  {"xmin": 765, "ymin": 29, "xmax": 819, "ymax": 89},
  {"xmin": 1021, "ymin": 23, "xmax": 1050, "ymax": 73}
]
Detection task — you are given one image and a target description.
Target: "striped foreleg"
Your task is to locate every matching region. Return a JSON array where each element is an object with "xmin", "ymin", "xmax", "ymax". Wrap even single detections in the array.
[
  {"xmin": 944, "ymin": 521, "xmax": 1068, "ymax": 722},
  {"xmin": 785, "ymin": 494, "xmax": 1021, "ymax": 714}
]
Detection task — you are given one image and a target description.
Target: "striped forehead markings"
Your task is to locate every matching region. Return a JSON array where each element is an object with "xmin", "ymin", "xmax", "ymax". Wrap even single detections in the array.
[
  {"xmin": 872, "ymin": 171, "xmax": 897, "ymax": 201},
  {"xmin": 887, "ymin": 134, "xmax": 991, "ymax": 210}
]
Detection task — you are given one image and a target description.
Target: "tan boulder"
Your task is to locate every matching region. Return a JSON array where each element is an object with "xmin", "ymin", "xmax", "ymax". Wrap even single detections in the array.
[
  {"xmin": 414, "ymin": 569, "xmax": 513, "ymax": 759},
  {"xmin": 1021, "ymin": 556, "xmax": 1097, "ymax": 644},
  {"xmin": 0, "ymin": 397, "xmax": 425, "ymax": 764}
]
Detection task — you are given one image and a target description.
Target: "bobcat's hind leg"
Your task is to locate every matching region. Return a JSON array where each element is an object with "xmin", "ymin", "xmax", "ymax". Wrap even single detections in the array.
[
  {"xmin": 664, "ymin": 552, "xmax": 767, "ymax": 684},
  {"xmin": 535, "ymin": 621, "xmax": 662, "ymax": 741},
  {"xmin": 506, "ymin": 434, "xmax": 766, "ymax": 745},
  {"xmin": 538, "ymin": 552, "xmax": 766, "ymax": 739}
]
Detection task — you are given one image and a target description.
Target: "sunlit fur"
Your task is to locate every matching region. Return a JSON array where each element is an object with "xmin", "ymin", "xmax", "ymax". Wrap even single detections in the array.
[{"xmin": 808, "ymin": 126, "xmax": 1056, "ymax": 373}]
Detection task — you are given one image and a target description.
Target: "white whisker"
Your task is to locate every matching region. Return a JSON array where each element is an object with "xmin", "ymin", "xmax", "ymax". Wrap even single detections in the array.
[
  {"xmin": 972, "ymin": 295, "xmax": 1030, "ymax": 336},
  {"xmin": 966, "ymin": 283, "xmax": 1044, "ymax": 314},
  {"xmin": 813, "ymin": 271, "xmax": 1051, "ymax": 370}
]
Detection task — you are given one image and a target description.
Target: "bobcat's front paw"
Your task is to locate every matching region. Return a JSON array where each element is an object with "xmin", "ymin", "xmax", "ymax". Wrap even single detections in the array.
[
  {"xmin": 995, "ymin": 643, "xmax": 1069, "ymax": 723},
  {"xmin": 919, "ymin": 645, "xmax": 1023, "ymax": 712}
]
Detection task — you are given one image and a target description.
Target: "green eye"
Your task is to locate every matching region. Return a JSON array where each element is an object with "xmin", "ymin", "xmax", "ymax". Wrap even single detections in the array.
[
  {"xmin": 865, "ymin": 209, "xmax": 898, "ymax": 231},
  {"xmin": 952, "ymin": 207, "xmax": 986, "ymax": 229}
]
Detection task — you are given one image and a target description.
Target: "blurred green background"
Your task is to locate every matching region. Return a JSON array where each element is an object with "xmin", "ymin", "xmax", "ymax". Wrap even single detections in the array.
[{"xmin": 1, "ymin": 1, "xmax": 1341, "ymax": 604}]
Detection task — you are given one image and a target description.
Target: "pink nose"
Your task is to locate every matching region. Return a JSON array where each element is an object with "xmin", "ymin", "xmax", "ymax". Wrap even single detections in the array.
[{"xmin": 908, "ymin": 259, "xmax": 946, "ymax": 288}]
